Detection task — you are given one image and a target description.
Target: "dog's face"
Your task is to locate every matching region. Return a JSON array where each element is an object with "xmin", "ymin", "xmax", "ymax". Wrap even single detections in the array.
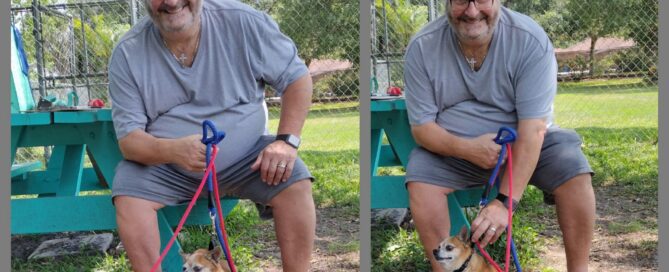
[
  {"xmin": 433, "ymin": 227, "xmax": 472, "ymax": 270},
  {"xmin": 181, "ymin": 247, "xmax": 231, "ymax": 272}
]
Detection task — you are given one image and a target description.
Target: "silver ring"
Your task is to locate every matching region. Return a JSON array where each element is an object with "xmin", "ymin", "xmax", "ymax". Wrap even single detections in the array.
[
  {"xmin": 488, "ymin": 227, "xmax": 497, "ymax": 233},
  {"xmin": 277, "ymin": 161, "xmax": 287, "ymax": 168}
]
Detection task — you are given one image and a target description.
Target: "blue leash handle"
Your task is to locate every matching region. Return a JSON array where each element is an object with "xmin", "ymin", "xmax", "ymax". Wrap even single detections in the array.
[
  {"xmin": 480, "ymin": 127, "xmax": 517, "ymax": 206},
  {"xmin": 477, "ymin": 127, "xmax": 522, "ymax": 272},
  {"xmin": 200, "ymin": 121, "xmax": 232, "ymax": 264}
]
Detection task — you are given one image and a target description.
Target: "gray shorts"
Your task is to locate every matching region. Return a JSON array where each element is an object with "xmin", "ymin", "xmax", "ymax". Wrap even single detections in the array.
[
  {"xmin": 406, "ymin": 127, "xmax": 593, "ymax": 193},
  {"xmin": 111, "ymin": 135, "xmax": 313, "ymax": 218}
]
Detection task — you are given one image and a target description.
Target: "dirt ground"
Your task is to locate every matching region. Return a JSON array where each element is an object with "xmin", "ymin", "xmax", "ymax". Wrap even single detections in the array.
[
  {"xmin": 537, "ymin": 185, "xmax": 657, "ymax": 271},
  {"xmin": 11, "ymin": 207, "xmax": 360, "ymax": 271},
  {"xmin": 257, "ymin": 207, "xmax": 360, "ymax": 271},
  {"xmin": 12, "ymin": 185, "xmax": 655, "ymax": 271}
]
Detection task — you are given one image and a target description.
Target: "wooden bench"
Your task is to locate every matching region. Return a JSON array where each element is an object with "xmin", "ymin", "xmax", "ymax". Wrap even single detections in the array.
[
  {"xmin": 10, "ymin": 110, "xmax": 238, "ymax": 271},
  {"xmin": 371, "ymin": 98, "xmax": 490, "ymax": 236}
]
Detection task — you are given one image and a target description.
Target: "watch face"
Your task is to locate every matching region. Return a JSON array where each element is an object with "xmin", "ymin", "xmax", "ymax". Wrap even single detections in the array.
[
  {"xmin": 278, "ymin": 134, "xmax": 300, "ymax": 148},
  {"xmin": 289, "ymin": 135, "xmax": 301, "ymax": 147}
]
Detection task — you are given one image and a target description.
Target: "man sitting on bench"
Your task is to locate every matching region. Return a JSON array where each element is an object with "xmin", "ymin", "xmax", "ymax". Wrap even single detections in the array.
[
  {"xmin": 402, "ymin": 1, "xmax": 595, "ymax": 271},
  {"xmin": 107, "ymin": 0, "xmax": 315, "ymax": 271}
]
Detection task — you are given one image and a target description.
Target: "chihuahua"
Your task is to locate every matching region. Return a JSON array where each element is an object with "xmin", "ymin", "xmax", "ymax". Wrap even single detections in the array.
[
  {"xmin": 181, "ymin": 247, "xmax": 231, "ymax": 272},
  {"xmin": 433, "ymin": 226, "xmax": 497, "ymax": 272}
]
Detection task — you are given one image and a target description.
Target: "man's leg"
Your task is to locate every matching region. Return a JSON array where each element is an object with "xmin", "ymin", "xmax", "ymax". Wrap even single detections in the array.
[
  {"xmin": 552, "ymin": 174, "xmax": 595, "ymax": 272},
  {"xmin": 269, "ymin": 179, "xmax": 316, "ymax": 272},
  {"xmin": 407, "ymin": 181, "xmax": 455, "ymax": 272},
  {"xmin": 115, "ymin": 196, "xmax": 165, "ymax": 272}
]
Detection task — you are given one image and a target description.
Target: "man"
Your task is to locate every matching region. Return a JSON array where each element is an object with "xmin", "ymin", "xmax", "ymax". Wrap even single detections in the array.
[
  {"xmin": 107, "ymin": 0, "xmax": 315, "ymax": 271},
  {"xmin": 403, "ymin": 0, "xmax": 595, "ymax": 271}
]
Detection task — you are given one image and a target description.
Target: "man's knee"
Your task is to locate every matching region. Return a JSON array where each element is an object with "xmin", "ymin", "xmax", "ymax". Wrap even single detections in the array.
[
  {"xmin": 114, "ymin": 196, "xmax": 164, "ymax": 219},
  {"xmin": 270, "ymin": 179, "xmax": 313, "ymax": 206},
  {"xmin": 407, "ymin": 181, "xmax": 454, "ymax": 204},
  {"xmin": 553, "ymin": 173, "xmax": 593, "ymax": 197}
]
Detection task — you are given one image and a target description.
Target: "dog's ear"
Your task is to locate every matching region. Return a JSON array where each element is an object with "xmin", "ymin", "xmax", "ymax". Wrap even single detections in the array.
[
  {"xmin": 211, "ymin": 246, "xmax": 223, "ymax": 262},
  {"xmin": 457, "ymin": 226, "xmax": 469, "ymax": 242}
]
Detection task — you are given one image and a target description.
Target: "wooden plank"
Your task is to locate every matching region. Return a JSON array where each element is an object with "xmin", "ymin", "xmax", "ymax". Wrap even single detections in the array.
[
  {"xmin": 157, "ymin": 211, "xmax": 184, "ymax": 271},
  {"xmin": 371, "ymin": 99, "xmax": 407, "ymax": 112},
  {"xmin": 161, "ymin": 198, "xmax": 239, "ymax": 226},
  {"xmin": 56, "ymin": 145, "xmax": 86, "ymax": 196},
  {"xmin": 12, "ymin": 168, "xmax": 106, "ymax": 195},
  {"xmin": 11, "ymin": 196, "xmax": 118, "ymax": 234},
  {"xmin": 81, "ymin": 122, "xmax": 122, "ymax": 186},
  {"xmin": 11, "ymin": 161, "xmax": 43, "ymax": 178},
  {"xmin": 15, "ymin": 124, "xmax": 88, "ymax": 147},
  {"xmin": 54, "ymin": 111, "xmax": 101, "ymax": 123},
  {"xmin": 11, "ymin": 127, "xmax": 23, "ymax": 164},
  {"xmin": 447, "ymin": 194, "xmax": 471, "ymax": 236},
  {"xmin": 11, "ymin": 112, "xmax": 52, "ymax": 126},
  {"xmin": 11, "ymin": 196, "xmax": 239, "ymax": 234},
  {"xmin": 371, "ymin": 176, "xmax": 408, "ymax": 209},
  {"xmin": 371, "ymin": 129, "xmax": 382, "ymax": 176}
]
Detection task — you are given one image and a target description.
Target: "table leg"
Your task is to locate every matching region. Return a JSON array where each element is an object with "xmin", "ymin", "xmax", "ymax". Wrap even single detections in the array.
[
  {"xmin": 371, "ymin": 128, "xmax": 382, "ymax": 176},
  {"xmin": 447, "ymin": 194, "xmax": 471, "ymax": 237},
  {"xmin": 11, "ymin": 126, "xmax": 23, "ymax": 164},
  {"xmin": 158, "ymin": 210, "xmax": 184, "ymax": 271}
]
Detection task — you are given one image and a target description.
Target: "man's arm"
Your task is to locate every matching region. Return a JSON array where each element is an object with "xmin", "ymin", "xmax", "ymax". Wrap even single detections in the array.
[
  {"xmin": 497, "ymin": 118, "xmax": 547, "ymax": 201},
  {"xmin": 412, "ymin": 122, "xmax": 502, "ymax": 169},
  {"xmin": 118, "ymin": 130, "xmax": 207, "ymax": 172},
  {"xmin": 251, "ymin": 74, "xmax": 313, "ymax": 185},
  {"xmin": 276, "ymin": 74, "xmax": 312, "ymax": 137},
  {"xmin": 470, "ymin": 118, "xmax": 547, "ymax": 246}
]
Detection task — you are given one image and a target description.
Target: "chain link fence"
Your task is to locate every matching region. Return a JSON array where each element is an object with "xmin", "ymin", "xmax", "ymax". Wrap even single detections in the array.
[
  {"xmin": 11, "ymin": 0, "xmax": 360, "ymax": 167},
  {"xmin": 372, "ymin": 0, "xmax": 657, "ymax": 139}
]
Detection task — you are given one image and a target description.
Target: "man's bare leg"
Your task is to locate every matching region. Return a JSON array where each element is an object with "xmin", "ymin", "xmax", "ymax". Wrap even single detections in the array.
[
  {"xmin": 553, "ymin": 174, "xmax": 595, "ymax": 272},
  {"xmin": 115, "ymin": 196, "xmax": 165, "ymax": 272},
  {"xmin": 407, "ymin": 181, "xmax": 455, "ymax": 272},
  {"xmin": 269, "ymin": 179, "xmax": 316, "ymax": 272}
]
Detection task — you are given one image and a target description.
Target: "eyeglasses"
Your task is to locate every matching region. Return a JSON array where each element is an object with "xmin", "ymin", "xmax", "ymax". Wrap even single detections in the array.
[{"xmin": 450, "ymin": 0, "xmax": 494, "ymax": 10}]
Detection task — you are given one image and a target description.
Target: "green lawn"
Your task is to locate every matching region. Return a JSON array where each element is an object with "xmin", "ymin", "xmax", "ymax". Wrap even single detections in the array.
[
  {"xmin": 11, "ymin": 102, "xmax": 360, "ymax": 271},
  {"xmin": 371, "ymin": 77, "xmax": 658, "ymax": 271}
]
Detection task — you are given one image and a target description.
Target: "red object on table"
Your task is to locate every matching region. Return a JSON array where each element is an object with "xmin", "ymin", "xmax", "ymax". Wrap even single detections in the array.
[
  {"xmin": 388, "ymin": 86, "xmax": 402, "ymax": 96},
  {"xmin": 88, "ymin": 99, "xmax": 105, "ymax": 108}
]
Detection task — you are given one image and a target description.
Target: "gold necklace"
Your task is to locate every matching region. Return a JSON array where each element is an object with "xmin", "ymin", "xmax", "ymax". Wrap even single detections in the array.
[
  {"xmin": 161, "ymin": 25, "xmax": 201, "ymax": 68},
  {"xmin": 457, "ymin": 40, "xmax": 487, "ymax": 71}
]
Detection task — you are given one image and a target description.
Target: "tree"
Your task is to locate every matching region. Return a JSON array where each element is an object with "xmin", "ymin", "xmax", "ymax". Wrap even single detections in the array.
[
  {"xmin": 563, "ymin": 0, "xmax": 630, "ymax": 76},
  {"xmin": 374, "ymin": 0, "xmax": 428, "ymax": 55},
  {"xmin": 272, "ymin": 0, "xmax": 359, "ymax": 66},
  {"xmin": 623, "ymin": 0, "xmax": 657, "ymax": 80}
]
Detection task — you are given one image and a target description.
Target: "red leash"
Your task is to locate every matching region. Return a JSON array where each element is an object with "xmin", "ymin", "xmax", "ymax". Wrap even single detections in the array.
[
  {"xmin": 212, "ymin": 162, "xmax": 236, "ymax": 272},
  {"xmin": 474, "ymin": 144, "xmax": 514, "ymax": 272},
  {"xmin": 150, "ymin": 147, "xmax": 220, "ymax": 272}
]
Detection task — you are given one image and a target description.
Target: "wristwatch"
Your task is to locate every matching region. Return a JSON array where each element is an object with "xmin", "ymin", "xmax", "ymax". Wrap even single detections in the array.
[
  {"xmin": 276, "ymin": 134, "xmax": 301, "ymax": 149},
  {"xmin": 495, "ymin": 193, "xmax": 519, "ymax": 212}
]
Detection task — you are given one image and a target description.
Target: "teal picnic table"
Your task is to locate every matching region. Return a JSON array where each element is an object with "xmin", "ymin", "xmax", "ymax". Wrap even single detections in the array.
[
  {"xmin": 10, "ymin": 109, "xmax": 238, "ymax": 271},
  {"xmin": 371, "ymin": 98, "xmax": 489, "ymax": 236}
]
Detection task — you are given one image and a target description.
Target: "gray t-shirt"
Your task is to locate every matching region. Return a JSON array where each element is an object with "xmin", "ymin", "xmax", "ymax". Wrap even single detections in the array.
[
  {"xmin": 108, "ymin": 0, "xmax": 308, "ymax": 170},
  {"xmin": 404, "ymin": 7, "xmax": 557, "ymax": 138}
]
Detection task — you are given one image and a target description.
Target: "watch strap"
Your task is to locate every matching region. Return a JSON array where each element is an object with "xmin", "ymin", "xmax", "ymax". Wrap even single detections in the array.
[{"xmin": 495, "ymin": 193, "xmax": 519, "ymax": 212}]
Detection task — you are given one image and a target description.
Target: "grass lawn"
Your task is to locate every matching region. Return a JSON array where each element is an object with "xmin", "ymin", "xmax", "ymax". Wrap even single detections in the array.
[
  {"xmin": 11, "ymin": 101, "xmax": 360, "ymax": 271},
  {"xmin": 371, "ymin": 77, "xmax": 658, "ymax": 271}
]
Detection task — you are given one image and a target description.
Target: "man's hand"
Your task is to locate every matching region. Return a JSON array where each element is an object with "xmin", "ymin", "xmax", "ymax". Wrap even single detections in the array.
[
  {"xmin": 470, "ymin": 200, "xmax": 509, "ymax": 247},
  {"xmin": 464, "ymin": 133, "xmax": 503, "ymax": 169},
  {"xmin": 251, "ymin": 141, "xmax": 297, "ymax": 185},
  {"xmin": 166, "ymin": 134, "xmax": 207, "ymax": 172}
]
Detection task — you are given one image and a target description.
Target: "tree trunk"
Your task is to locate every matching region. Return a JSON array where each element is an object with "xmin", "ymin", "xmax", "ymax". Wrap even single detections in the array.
[{"xmin": 589, "ymin": 36, "xmax": 598, "ymax": 76}]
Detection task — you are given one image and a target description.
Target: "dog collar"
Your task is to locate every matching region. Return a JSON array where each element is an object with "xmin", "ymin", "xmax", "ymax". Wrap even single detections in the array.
[{"xmin": 453, "ymin": 252, "xmax": 473, "ymax": 272}]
